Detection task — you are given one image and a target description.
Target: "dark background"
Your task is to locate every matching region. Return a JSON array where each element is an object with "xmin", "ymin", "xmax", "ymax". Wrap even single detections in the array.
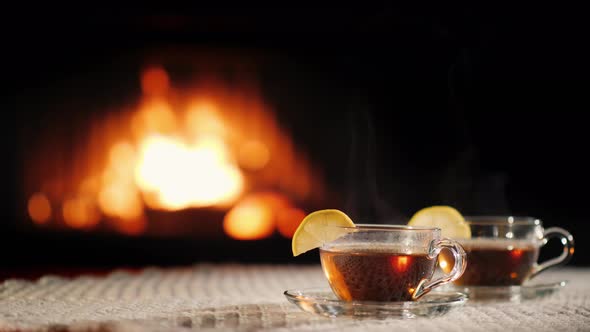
[{"xmin": 3, "ymin": 4, "xmax": 590, "ymax": 275}]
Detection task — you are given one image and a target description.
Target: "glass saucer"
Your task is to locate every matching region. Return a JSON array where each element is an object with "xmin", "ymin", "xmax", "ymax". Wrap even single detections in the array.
[
  {"xmin": 440, "ymin": 280, "xmax": 568, "ymax": 303},
  {"xmin": 284, "ymin": 287, "xmax": 467, "ymax": 319}
]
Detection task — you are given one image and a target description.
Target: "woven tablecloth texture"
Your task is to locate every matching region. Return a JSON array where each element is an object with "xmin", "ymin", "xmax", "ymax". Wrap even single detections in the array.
[{"xmin": 1, "ymin": 264, "xmax": 589, "ymax": 331}]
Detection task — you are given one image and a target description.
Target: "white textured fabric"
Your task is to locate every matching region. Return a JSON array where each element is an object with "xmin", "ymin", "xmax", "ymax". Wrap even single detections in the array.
[{"xmin": 1, "ymin": 264, "xmax": 589, "ymax": 331}]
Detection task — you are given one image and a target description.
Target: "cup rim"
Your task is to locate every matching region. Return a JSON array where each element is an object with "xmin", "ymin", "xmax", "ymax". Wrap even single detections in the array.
[
  {"xmin": 464, "ymin": 215, "xmax": 541, "ymax": 226},
  {"xmin": 333, "ymin": 223, "xmax": 441, "ymax": 232}
]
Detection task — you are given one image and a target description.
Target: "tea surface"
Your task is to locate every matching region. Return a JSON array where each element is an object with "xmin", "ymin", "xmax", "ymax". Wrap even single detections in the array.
[
  {"xmin": 440, "ymin": 239, "xmax": 539, "ymax": 286},
  {"xmin": 320, "ymin": 245, "xmax": 436, "ymax": 301}
]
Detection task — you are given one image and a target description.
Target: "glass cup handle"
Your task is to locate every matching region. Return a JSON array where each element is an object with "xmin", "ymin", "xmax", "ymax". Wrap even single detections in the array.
[
  {"xmin": 412, "ymin": 238, "xmax": 467, "ymax": 300},
  {"xmin": 529, "ymin": 227, "xmax": 575, "ymax": 280}
]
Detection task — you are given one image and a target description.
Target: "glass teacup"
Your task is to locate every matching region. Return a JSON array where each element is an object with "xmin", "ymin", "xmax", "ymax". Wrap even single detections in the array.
[
  {"xmin": 319, "ymin": 224, "xmax": 466, "ymax": 302},
  {"xmin": 439, "ymin": 216, "xmax": 575, "ymax": 286}
]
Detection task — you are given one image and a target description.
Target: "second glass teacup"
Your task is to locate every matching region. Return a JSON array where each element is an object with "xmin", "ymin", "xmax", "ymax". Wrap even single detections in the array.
[
  {"xmin": 320, "ymin": 224, "xmax": 466, "ymax": 302},
  {"xmin": 439, "ymin": 216, "xmax": 575, "ymax": 286}
]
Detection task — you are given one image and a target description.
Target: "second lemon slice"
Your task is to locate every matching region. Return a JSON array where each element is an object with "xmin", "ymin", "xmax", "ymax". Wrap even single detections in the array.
[
  {"xmin": 407, "ymin": 205, "xmax": 471, "ymax": 239},
  {"xmin": 292, "ymin": 209, "xmax": 355, "ymax": 256}
]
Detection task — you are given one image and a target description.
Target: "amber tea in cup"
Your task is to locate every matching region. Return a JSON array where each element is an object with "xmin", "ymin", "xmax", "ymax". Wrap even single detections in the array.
[
  {"xmin": 439, "ymin": 216, "xmax": 574, "ymax": 286},
  {"xmin": 320, "ymin": 225, "xmax": 466, "ymax": 302}
]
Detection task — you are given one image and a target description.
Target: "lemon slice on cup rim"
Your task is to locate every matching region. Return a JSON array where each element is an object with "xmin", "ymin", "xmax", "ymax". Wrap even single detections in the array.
[
  {"xmin": 291, "ymin": 209, "xmax": 355, "ymax": 256},
  {"xmin": 291, "ymin": 206, "xmax": 470, "ymax": 257},
  {"xmin": 407, "ymin": 205, "xmax": 471, "ymax": 239}
]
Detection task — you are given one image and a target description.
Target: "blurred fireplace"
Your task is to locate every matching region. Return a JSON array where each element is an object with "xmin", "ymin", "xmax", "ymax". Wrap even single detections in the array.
[{"xmin": 9, "ymin": 47, "xmax": 357, "ymax": 267}]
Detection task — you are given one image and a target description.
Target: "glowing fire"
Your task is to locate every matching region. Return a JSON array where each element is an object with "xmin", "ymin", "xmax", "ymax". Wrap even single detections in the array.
[
  {"xmin": 28, "ymin": 193, "xmax": 51, "ymax": 225},
  {"xmin": 223, "ymin": 195, "xmax": 275, "ymax": 240},
  {"xmin": 135, "ymin": 135, "xmax": 244, "ymax": 210},
  {"xmin": 26, "ymin": 65, "xmax": 321, "ymax": 239},
  {"xmin": 223, "ymin": 192, "xmax": 304, "ymax": 240}
]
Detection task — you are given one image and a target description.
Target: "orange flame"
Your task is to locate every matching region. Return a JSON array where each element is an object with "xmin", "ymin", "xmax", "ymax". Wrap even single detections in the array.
[
  {"xmin": 223, "ymin": 195, "xmax": 275, "ymax": 240},
  {"xmin": 135, "ymin": 135, "xmax": 244, "ymax": 210},
  {"xmin": 62, "ymin": 196, "xmax": 100, "ymax": 229},
  {"xmin": 28, "ymin": 193, "xmax": 52, "ymax": 225},
  {"xmin": 238, "ymin": 140, "xmax": 270, "ymax": 171},
  {"xmin": 27, "ymin": 66, "xmax": 325, "ymax": 238},
  {"xmin": 224, "ymin": 192, "xmax": 306, "ymax": 240},
  {"xmin": 141, "ymin": 66, "xmax": 170, "ymax": 96}
]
